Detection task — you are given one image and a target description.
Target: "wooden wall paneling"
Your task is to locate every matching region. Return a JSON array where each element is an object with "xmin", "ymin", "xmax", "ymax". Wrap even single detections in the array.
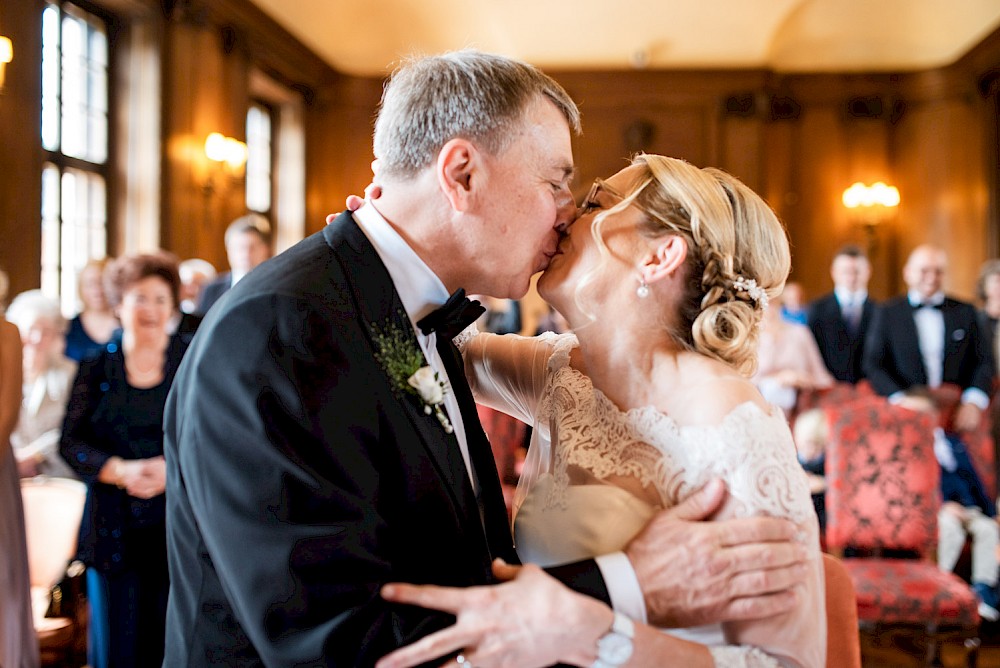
[
  {"xmin": 161, "ymin": 19, "xmax": 250, "ymax": 272},
  {"xmin": 893, "ymin": 93, "xmax": 988, "ymax": 302},
  {"xmin": 0, "ymin": 0, "xmax": 45, "ymax": 300}
]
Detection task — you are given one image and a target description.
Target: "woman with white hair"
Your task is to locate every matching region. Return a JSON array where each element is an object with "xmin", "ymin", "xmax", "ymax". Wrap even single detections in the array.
[{"xmin": 7, "ymin": 289, "xmax": 78, "ymax": 479}]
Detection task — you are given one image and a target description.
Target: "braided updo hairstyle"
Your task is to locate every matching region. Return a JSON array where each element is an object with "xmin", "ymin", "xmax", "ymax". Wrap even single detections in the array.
[{"xmin": 625, "ymin": 155, "xmax": 790, "ymax": 375}]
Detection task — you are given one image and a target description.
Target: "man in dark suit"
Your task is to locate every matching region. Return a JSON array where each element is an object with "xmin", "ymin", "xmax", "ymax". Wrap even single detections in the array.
[
  {"xmin": 195, "ymin": 214, "xmax": 271, "ymax": 315},
  {"xmin": 864, "ymin": 244, "xmax": 994, "ymax": 431},
  {"xmin": 163, "ymin": 51, "xmax": 805, "ymax": 666},
  {"xmin": 807, "ymin": 245, "xmax": 876, "ymax": 383}
]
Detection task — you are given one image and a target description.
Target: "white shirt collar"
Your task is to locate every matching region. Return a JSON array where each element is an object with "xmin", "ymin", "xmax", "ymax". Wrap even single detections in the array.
[
  {"xmin": 352, "ymin": 203, "xmax": 451, "ymax": 330},
  {"xmin": 835, "ymin": 288, "xmax": 867, "ymax": 307},
  {"xmin": 908, "ymin": 290, "xmax": 945, "ymax": 307}
]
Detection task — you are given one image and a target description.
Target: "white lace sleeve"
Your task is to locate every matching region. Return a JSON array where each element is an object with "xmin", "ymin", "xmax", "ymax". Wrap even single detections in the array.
[
  {"xmin": 674, "ymin": 405, "xmax": 826, "ymax": 668},
  {"xmin": 460, "ymin": 331, "xmax": 568, "ymax": 426},
  {"xmin": 709, "ymin": 646, "xmax": 783, "ymax": 668}
]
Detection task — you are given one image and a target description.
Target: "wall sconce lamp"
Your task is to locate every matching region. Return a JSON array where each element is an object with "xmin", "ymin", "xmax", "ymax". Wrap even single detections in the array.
[
  {"xmin": 202, "ymin": 132, "xmax": 248, "ymax": 197},
  {"xmin": 0, "ymin": 36, "xmax": 13, "ymax": 91},
  {"xmin": 842, "ymin": 181, "xmax": 900, "ymax": 252}
]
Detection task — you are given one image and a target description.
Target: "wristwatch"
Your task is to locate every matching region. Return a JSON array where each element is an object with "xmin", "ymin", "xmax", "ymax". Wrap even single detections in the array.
[{"xmin": 591, "ymin": 612, "xmax": 635, "ymax": 668}]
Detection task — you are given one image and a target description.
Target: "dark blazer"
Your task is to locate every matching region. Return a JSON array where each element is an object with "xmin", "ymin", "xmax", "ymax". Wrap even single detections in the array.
[
  {"xmin": 806, "ymin": 293, "xmax": 876, "ymax": 383},
  {"xmin": 60, "ymin": 335, "xmax": 187, "ymax": 573},
  {"xmin": 862, "ymin": 295, "xmax": 994, "ymax": 397},
  {"xmin": 163, "ymin": 212, "xmax": 609, "ymax": 666},
  {"xmin": 195, "ymin": 272, "xmax": 233, "ymax": 316}
]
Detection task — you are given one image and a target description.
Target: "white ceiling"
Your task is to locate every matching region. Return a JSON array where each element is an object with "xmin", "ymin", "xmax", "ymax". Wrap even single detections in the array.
[{"xmin": 247, "ymin": 0, "xmax": 1000, "ymax": 76}]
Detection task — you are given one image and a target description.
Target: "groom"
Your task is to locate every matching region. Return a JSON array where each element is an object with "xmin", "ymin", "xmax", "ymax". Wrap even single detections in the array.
[{"xmin": 163, "ymin": 50, "xmax": 806, "ymax": 665}]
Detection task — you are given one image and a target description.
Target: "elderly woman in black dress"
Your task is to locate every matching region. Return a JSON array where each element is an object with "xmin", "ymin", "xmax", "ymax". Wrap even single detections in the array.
[{"xmin": 61, "ymin": 252, "xmax": 187, "ymax": 667}]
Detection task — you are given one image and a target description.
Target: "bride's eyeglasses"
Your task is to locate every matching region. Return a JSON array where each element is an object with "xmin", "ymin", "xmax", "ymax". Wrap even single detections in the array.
[{"xmin": 577, "ymin": 179, "xmax": 626, "ymax": 217}]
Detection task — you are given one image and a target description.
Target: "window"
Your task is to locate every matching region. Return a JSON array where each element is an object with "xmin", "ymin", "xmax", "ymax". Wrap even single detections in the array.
[
  {"xmin": 41, "ymin": 1, "xmax": 110, "ymax": 314},
  {"xmin": 246, "ymin": 101, "xmax": 273, "ymax": 217}
]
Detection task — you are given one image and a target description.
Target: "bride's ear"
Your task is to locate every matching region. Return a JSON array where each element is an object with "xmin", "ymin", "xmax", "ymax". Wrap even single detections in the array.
[{"xmin": 641, "ymin": 235, "xmax": 688, "ymax": 286}]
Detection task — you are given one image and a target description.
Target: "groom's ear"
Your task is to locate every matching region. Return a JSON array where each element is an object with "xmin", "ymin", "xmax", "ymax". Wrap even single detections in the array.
[
  {"xmin": 436, "ymin": 138, "xmax": 478, "ymax": 212},
  {"xmin": 642, "ymin": 235, "xmax": 688, "ymax": 285}
]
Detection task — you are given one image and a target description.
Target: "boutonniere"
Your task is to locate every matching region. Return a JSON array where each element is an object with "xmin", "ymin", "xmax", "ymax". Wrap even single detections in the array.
[{"xmin": 372, "ymin": 319, "xmax": 453, "ymax": 434}]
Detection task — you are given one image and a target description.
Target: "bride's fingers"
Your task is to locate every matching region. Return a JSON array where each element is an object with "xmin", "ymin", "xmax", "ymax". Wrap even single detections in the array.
[
  {"xmin": 345, "ymin": 195, "xmax": 365, "ymax": 211},
  {"xmin": 373, "ymin": 625, "xmax": 473, "ymax": 668},
  {"xmin": 490, "ymin": 558, "xmax": 520, "ymax": 581}
]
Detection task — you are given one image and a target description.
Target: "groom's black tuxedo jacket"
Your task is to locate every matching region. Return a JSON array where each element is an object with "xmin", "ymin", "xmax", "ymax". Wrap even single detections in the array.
[
  {"xmin": 163, "ymin": 212, "xmax": 609, "ymax": 666},
  {"xmin": 861, "ymin": 295, "xmax": 994, "ymax": 397}
]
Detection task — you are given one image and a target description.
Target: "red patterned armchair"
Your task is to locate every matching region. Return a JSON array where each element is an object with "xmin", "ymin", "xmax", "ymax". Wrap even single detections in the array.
[{"xmin": 825, "ymin": 396, "xmax": 981, "ymax": 666}]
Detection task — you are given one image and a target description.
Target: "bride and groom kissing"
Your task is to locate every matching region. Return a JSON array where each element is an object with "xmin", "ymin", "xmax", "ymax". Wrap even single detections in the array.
[{"xmin": 162, "ymin": 50, "xmax": 823, "ymax": 667}]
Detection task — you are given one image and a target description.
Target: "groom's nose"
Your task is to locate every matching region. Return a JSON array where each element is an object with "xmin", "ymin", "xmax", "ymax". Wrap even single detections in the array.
[{"xmin": 554, "ymin": 189, "xmax": 577, "ymax": 233}]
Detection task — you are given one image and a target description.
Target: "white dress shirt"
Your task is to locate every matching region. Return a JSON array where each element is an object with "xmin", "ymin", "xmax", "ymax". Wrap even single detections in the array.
[
  {"xmin": 353, "ymin": 204, "xmax": 476, "ymax": 489},
  {"xmin": 834, "ymin": 288, "xmax": 867, "ymax": 329}
]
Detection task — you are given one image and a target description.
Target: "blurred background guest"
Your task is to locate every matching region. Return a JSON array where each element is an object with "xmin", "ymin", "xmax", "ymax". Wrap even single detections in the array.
[
  {"xmin": 807, "ymin": 245, "xmax": 876, "ymax": 384},
  {"xmin": 755, "ymin": 290, "xmax": 834, "ymax": 418},
  {"xmin": 977, "ymin": 259, "xmax": 1000, "ymax": 368},
  {"xmin": 196, "ymin": 214, "xmax": 271, "ymax": 315},
  {"xmin": 534, "ymin": 304, "xmax": 570, "ymax": 335},
  {"xmin": 177, "ymin": 257, "xmax": 217, "ymax": 315},
  {"xmin": 0, "ymin": 271, "xmax": 40, "ymax": 668},
  {"xmin": 779, "ymin": 280, "xmax": 808, "ymax": 325},
  {"xmin": 65, "ymin": 259, "xmax": 119, "ymax": 362},
  {"xmin": 7, "ymin": 290, "xmax": 77, "ymax": 479},
  {"xmin": 60, "ymin": 253, "xmax": 187, "ymax": 667}
]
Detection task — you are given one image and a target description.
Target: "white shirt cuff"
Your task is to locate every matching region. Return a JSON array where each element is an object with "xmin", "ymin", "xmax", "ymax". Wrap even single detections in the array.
[
  {"xmin": 595, "ymin": 551, "xmax": 647, "ymax": 625},
  {"xmin": 962, "ymin": 388, "xmax": 990, "ymax": 411},
  {"xmin": 888, "ymin": 391, "xmax": 905, "ymax": 404}
]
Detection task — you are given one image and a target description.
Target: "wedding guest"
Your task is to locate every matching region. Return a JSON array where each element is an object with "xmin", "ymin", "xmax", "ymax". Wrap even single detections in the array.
[
  {"xmin": 195, "ymin": 214, "xmax": 271, "ymax": 315},
  {"xmin": 61, "ymin": 253, "xmax": 187, "ymax": 667},
  {"xmin": 807, "ymin": 245, "xmax": 876, "ymax": 383},
  {"xmin": 780, "ymin": 281, "xmax": 807, "ymax": 325},
  {"xmin": 65, "ymin": 259, "xmax": 119, "ymax": 362},
  {"xmin": 0, "ymin": 276, "xmax": 40, "ymax": 668},
  {"xmin": 177, "ymin": 258, "xmax": 216, "ymax": 316},
  {"xmin": 6, "ymin": 290, "xmax": 77, "ymax": 479},
  {"xmin": 755, "ymin": 291, "xmax": 834, "ymax": 418},
  {"xmin": 863, "ymin": 245, "xmax": 993, "ymax": 432}
]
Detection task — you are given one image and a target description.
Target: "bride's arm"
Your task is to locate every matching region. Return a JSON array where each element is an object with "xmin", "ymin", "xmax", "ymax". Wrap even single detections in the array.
[
  {"xmin": 691, "ymin": 392, "xmax": 825, "ymax": 668},
  {"xmin": 459, "ymin": 331, "xmax": 563, "ymax": 424}
]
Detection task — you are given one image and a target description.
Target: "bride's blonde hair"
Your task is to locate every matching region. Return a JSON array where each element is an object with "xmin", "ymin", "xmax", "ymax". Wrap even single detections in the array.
[{"xmin": 584, "ymin": 154, "xmax": 790, "ymax": 376}]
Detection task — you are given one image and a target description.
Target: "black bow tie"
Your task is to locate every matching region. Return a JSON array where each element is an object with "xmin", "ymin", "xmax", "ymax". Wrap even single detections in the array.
[
  {"xmin": 912, "ymin": 300, "xmax": 943, "ymax": 310},
  {"xmin": 417, "ymin": 289, "xmax": 486, "ymax": 340}
]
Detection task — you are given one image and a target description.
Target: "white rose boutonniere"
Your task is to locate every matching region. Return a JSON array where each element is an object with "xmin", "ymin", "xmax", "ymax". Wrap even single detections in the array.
[
  {"xmin": 372, "ymin": 318, "xmax": 453, "ymax": 434},
  {"xmin": 407, "ymin": 366, "xmax": 453, "ymax": 433}
]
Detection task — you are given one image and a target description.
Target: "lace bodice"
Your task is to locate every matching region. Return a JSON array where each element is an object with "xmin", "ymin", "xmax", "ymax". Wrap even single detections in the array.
[{"xmin": 462, "ymin": 331, "xmax": 825, "ymax": 668}]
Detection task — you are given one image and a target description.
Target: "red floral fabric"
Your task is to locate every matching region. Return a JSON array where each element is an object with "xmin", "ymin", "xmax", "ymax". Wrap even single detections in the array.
[
  {"xmin": 931, "ymin": 384, "xmax": 996, "ymax": 500},
  {"xmin": 843, "ymin": 559, "xmax": 979, "ymax": 626},
  {"xmin": 825, "ymin": 397, "xmax": 939, "ymax": 552}
]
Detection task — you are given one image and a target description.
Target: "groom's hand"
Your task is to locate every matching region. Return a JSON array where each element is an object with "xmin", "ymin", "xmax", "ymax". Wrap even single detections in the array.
[{"xmin": 625, "ymin": 478, "xmax": 808, "ymax": 628}]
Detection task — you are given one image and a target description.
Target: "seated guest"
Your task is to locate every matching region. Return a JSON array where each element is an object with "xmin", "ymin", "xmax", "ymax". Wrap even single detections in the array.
[
  {"xmin": 65, "ymin": 259, "xmax": 119, "ymax": 362},
  {"xmin": 898, "ymin": 390, "xmax": 1000, "ymax": 621},
  {"xmin": 755, "ymin": 291, "xmax": 834, "ymax": 417},
  {"xmin": 6, "ymin": 290, "xmax": 77, "ymax": 479},
  {"xmin": 792, "ymin": 408, "xmax": 828, "ymax": 531},
  {"xmin": 807, "ymin": 245, "xmax": 876, "ymax": 383},
  {"xmin": 61, "ymin": 253, "xmax": 188, "ymax": 667}
]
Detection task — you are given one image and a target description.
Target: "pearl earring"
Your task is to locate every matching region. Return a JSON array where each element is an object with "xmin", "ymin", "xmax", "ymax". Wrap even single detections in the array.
[{"xmin": 636, "ymin": 280, "xmax": 650, "ymax": 299}]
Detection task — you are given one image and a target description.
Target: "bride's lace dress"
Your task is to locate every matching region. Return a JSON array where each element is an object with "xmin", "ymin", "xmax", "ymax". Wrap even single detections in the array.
[{"xmin": 461, "ymin": 331, "xmax": 825, "ymax": 668}]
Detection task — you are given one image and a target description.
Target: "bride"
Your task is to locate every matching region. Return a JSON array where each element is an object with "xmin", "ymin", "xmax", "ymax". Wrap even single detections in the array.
[{"xmin": 375, "ymin": 154, "xmax": 824, "ymax": 667}]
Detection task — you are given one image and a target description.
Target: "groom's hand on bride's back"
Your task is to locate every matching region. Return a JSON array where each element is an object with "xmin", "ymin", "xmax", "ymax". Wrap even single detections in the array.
[{"xmin": 625, "ymin": 478, "xmax": 808, "ymax": 629}]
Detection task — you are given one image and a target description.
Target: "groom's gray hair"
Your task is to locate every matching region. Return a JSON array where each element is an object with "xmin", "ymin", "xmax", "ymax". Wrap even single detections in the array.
[{"xmin": 373, "ymin": 50, "xmax": 581, "ymax": 179}]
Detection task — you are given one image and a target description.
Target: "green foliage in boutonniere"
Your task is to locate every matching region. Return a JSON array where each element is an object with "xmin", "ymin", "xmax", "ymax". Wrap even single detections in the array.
[{"xmin": 372, "ymin": 318, "xmax": 453, "ymax": 433}]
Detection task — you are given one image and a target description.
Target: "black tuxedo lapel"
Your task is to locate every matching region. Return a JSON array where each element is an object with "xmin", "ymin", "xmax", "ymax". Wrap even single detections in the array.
[
  {"xmin": 435, "ymin": 335, "xmax": 517, "ymax": 563},
  {"xmin": 321, "ymin": 213, "xmax": 483, "ymax": 533},
  {"xmin": 895, "ymin": 300, "xmax": 929, "ymax": 384}
]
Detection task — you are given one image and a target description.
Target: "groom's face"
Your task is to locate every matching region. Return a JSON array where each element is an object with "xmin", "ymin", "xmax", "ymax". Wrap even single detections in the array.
[{"xmin": 469, "ymin": 96, "xmax": 576, "ymax": 299}]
